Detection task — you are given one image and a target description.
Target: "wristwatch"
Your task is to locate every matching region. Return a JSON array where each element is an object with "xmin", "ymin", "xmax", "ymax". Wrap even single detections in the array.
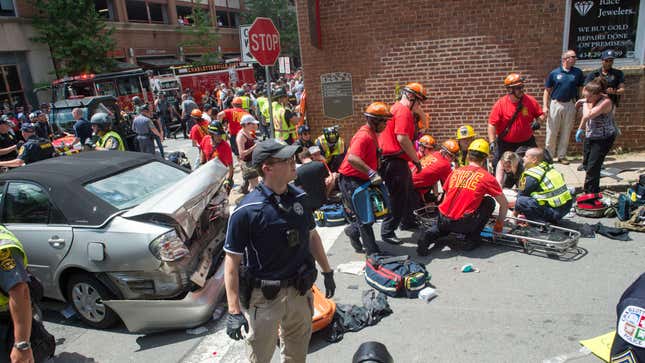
[{"xmin": 13, "ymin": 341, "xmax": 31, "ymax": 351}]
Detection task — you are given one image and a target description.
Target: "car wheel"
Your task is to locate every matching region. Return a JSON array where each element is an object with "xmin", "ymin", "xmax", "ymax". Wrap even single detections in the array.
[{"xmin": 66, "ymin": 273, "xmax": 119, "ymax": 329}]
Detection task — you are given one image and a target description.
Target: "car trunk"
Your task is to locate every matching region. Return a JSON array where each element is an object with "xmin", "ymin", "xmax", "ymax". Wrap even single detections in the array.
[{"xmin": 122, "ymin": 159, "xmax": 229, "ymax": 291}]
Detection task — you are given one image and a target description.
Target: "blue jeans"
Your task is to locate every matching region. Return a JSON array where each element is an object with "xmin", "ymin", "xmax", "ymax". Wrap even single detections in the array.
[{"xmin": 515, "ymin": 196, "xmax": 572, "ymax": 223}]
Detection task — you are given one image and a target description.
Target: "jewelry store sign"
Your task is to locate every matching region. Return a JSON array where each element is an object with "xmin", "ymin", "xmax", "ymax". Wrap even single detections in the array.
[{"xmin": 568, "ymin": 0, "xmax": 640, "ymax": 60}]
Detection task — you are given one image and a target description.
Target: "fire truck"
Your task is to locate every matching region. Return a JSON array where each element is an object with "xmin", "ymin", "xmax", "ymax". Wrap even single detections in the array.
[
  {"xmin": 151, "ymin": 62, "xmax": 256, "ymax": 107},
  {"xmin": 51, "ymin": 68, "xmax": 153, "ymax": 113}
]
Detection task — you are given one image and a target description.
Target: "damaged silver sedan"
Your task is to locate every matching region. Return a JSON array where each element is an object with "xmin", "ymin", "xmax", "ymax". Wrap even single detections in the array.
[{"xmin": 0, "ymin": 151, "xmax": 229, "ymax": 332}]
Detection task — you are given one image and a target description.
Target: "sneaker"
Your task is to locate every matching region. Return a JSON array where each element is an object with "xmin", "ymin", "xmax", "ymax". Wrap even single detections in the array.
[
  {"xmin": 344, "ymin": 226, "xmax": 364, "ymax": 253},
  {"xmin": 560, "ymin": 158, "xmax": 570, "ymax": 165}
]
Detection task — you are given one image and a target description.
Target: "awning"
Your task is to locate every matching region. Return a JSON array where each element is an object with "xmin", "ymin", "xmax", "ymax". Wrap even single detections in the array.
[
  {"xmin": 112, "ymin": 60, "xmax": 140, "ymax": 71},
  {"xmin": 138, "ymin": 57, "xmax": 187, "ymax": 69}
]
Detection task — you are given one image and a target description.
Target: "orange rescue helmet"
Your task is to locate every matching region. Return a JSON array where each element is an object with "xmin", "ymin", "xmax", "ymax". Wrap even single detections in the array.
[
  {"xmin": 190, "ymin": 109, "xmax": 203, "ymax": 118},
  {"xmin": 363, "ymin": 102, "xmax": 393, "ymax": 119},
  {"xmin": 403, "ymin": 82, "xmax": 428, "ymax": 101},
  {"xmin": 504, "ymin": 73, "xmax": 525, "ymax": 88},
  {"xmin": 232, "ymin": 97, "xmax": 243, "ymax": 106},
  {"xmin": 441, "ymin": 139, "xmax": 460, "ymax": 155},
  {"xmin": 418, "ymin": 135, "xmax": 436, "ymax": 149}
]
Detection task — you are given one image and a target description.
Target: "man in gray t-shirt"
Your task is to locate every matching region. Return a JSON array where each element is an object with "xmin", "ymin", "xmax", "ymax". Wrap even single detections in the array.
[
  {"xmin": 132, "ymin": 105, "xmax": 162, "ymax": 154},
  {"xmin": 180, "ymin": 96, "xmax": 198, "ymax": 138}
]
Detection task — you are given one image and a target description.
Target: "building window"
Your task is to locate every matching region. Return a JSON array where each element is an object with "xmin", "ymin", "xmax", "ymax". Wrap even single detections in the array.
[
  {"xmin": 216, "ymin": 10, "xmax": 239, "ymax": 27},
  {"xmin": 177, "ymin": 5, "xmax": 194, "ymax": 25},
  {"xmin": 126, "ymin": 0, "xmax": 168, "ymax": 24},
  {"xmin": 94, "ymin": 0, "xmax": 114, "ymax": 20},
  {"xmin": 214, "ymin": 0, "xmax": 239, "ymax": 8},
  {"xmin": 564, "ymin": 0, "xmax": 645, "ymax": 65},
  {"xmin": 0, "ymin": 65, "xmax": 25, "ymax": 108},
  {"xmin": 0, "ymin": 0, "xmax": 16, "ymax": 17}
]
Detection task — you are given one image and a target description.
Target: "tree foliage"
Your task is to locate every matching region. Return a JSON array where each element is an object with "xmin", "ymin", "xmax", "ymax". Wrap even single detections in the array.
[
  {"xmin": 243, "ymin": 0, "xmax": 300, "ymax": 59},
  {"xmin": 180, "ymin": 8, "xmax": 221, "ymax": 66},
  {"xmin": 30, "ymin": 0, "xmax": 116, "ymax": 77}
]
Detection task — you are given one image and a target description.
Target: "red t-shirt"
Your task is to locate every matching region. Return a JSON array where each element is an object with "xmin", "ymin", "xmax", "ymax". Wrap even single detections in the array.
[
  {"xmin": 200, "ymin": 135, "xmax": 233, "ymax": 166},
  {"xmin": 488, "ymin": 94, "xmax": 543, "ymax": 143},
  {"xmin": 339, "ymin": 125, "xmax": 379, "ymax": 180},
  {"xmin": 378, "ymin": 102, "xmax": 415, "ymax": 161},
  {"xmin": 222, "ymin": 108, "xmax": 247, "ymax": 136},
  {"xmin": 438, "ymin": 165, "xmax": 502, "ymax": 220},
  {"xmin": 411, "ymin": 151, "xmax": 452, "ymax": 194},
  {"xmin": 189, "ymin": 121, "xmax": 209, "ymax": 145}
]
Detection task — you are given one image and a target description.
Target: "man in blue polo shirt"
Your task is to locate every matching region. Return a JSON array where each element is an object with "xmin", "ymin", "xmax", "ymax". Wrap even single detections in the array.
[
  {"xmin": 610, "ymin": 273, "xmax": 645, "ymax": 363},
  {"xmin": 543, "ymin": 50, "xmax": 585, "ymax": 165},
  {"xmin": 223, "ymin": 139, "xmax": 335, "ymax": 363}
]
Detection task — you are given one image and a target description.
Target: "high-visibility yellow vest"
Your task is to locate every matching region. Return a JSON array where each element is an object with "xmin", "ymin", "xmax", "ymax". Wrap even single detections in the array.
[
  {"xmin": 257, "ymin": 97, "xmax": 270, "ymax": 122},
  {"xmin": 272, "ymin": 102, "xmax": 296, "ymax": 142},
  {"xmin": 521, "ymin": 161, "xmax": 572, "ymax": 207},
  {"xmin": 98, "ymin": 130, "xmax": 125, "ymax": 151},
  {"xmin": 0, "ymin": 225, "xmax": 28, "ymax": 311},
  {"xmin": 240, "ymin": 96, "xmax": 251, "ymax": 111},
  {"xmin": 316, "ymin": 135, "xmax": 345, "ymax": 163}
]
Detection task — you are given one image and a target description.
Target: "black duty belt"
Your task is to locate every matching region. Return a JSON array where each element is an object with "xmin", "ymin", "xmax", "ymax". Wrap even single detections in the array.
[
  {"xmin": 251, "ymin": 277, "xmax": 297, "ymax": 288},
  {"xmin": 381, "ymin": 151, "xmax": 404, "ymax": 160}
]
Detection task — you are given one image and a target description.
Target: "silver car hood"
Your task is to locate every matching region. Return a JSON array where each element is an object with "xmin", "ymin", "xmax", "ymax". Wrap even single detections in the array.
[{"xmin": 122, "ymin": 159, "xmax": 227, "ymax": 237}]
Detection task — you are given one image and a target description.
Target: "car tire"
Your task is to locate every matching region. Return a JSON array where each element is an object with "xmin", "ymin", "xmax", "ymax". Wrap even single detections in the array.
[{"xmin": 66, "ymin": 273, "xmax": 119, "ymax": 329}]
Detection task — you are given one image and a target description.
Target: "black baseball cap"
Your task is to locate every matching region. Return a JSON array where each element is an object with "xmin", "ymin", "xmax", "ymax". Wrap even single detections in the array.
[
  {"xmin": 601, "ymin": 49, "xmax": 616, "ymax": 60},
  {"xmin": 252, "ymin": 139, "xmax": 302, "ymax": 167}
]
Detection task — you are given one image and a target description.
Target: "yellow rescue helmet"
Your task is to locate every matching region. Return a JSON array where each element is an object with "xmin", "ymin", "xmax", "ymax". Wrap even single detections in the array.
[
  {"xmin": 468, "ymin": 138, "xmax": 490, "ymax": 156},
  {"xmin": 456, "ymin": 124, "xmax": 476, "ymax": 140}
]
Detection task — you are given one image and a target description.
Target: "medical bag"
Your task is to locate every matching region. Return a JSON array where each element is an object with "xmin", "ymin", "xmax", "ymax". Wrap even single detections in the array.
[
  {"xmin": 575, "ymin": 193, "xmax": 614, "ymax": 218},
  {"xmin": 365, "ymin": 255, "xmax": 430, "ymax": 298},
  {"xmin": 314, "ymin": 203, "xmax": 347, "ymax": 227}
]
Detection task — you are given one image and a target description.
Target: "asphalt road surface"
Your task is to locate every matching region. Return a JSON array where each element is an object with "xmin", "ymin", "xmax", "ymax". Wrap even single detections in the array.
[{"xmin": 40, "ymin": 139, "xmax": 643, "ymax": 362}]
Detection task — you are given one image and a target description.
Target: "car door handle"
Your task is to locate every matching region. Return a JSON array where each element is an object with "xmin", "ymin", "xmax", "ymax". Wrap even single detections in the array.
[{"xmin": 48, "ymin": 237, "xmax": 66, "ymax": 249}]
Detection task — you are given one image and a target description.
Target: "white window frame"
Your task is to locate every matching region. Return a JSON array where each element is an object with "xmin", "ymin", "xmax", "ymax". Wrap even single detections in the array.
[{"xmin": 563, "ymin": 0, "xmax": 645, "ymax": 67}]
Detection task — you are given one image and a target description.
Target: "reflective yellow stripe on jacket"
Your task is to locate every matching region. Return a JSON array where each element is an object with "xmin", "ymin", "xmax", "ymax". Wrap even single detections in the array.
[
  {"xmin": 0, "ymin": 226, "xmax": 27, "ymax": 311},
  {"xmin": 522, "ymin": 161, "xmax": 572, "ymax": 207},
  {"xmin": 98, "ymin": 130, "xmax": 125, "ymax": 151}
]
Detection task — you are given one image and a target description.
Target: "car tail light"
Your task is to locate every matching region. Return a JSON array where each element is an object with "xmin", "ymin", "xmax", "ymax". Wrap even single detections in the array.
[{"xmin": 149, "ymin": 230, "xmax": 190, "ymax": 262}]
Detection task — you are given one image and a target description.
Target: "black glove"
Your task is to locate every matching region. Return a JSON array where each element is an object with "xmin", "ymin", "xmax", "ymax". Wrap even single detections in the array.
[
  {"xmin": 531, "ymin": 120, "xmax": 541, "ymax": 131},
  {"xmin": 16, "ymin": 141, "xmax": 24, "ymax": 150},
  {"xmin": 322, "ymin": 271, "xmax": 335, "ymax": 298},
  {"xmin": 413, "ymin": 161, "xmax": 422, "ymax": 174},
  {"xmin": 226, "ymin": 313, "xmax": 248, "ymax": 340}
]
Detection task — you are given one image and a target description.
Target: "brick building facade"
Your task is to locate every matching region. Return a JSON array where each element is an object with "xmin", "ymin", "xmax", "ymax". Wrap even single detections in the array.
[{"xmin": 294, "ymin": 0, "xmax": 645, "ymax": 152}]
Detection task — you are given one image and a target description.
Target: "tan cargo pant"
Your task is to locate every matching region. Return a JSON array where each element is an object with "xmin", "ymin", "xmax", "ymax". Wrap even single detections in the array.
[
  {"xmin": 545, "ymin": 100, "xmax": 576, "ymax": 159},
  {"xmin": 243, "ymin": 286, "xmax": 313, "ymax": 363}
]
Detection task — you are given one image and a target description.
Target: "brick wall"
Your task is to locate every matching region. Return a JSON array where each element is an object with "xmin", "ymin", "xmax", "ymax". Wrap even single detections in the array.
[{"xmin": 294, "ymin": 0, "xmax": 645, "ymax": 153}]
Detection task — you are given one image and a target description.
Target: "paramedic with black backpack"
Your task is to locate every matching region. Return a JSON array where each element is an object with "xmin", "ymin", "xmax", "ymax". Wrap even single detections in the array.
[
  {"xmin": 338, "ymin": 102, "xmax": 391, "ymax": 255},
  {"xmin": 488, "ymin": 73, "xmax": 545, "ymax": 170}
]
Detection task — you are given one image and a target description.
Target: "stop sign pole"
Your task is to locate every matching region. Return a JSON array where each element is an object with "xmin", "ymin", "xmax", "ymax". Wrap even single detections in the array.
[{"xmin": 248, "ymin": 17, "xmax": 280, "ymax": 139}]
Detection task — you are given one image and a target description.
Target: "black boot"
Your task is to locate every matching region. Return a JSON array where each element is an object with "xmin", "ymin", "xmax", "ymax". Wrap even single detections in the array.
[{"xmin": 344, "ymin": 225, "xmax": 364, "ymax": 253}]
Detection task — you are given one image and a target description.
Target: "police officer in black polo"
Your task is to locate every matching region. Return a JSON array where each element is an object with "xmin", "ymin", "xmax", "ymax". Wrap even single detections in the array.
[
  {"xmin": 224, "ymin": 139, "xmax": 335, "ymax": 363},
  {"xmin": 0, "ymin": 123, "xmax": 53, "ymax": 168},
  {"xmin": 610, "ymin": 273, "xmax": 645, "ymax": 363},
  {"xmin": 0, "ymin": 117, "xmax": 17, "ymax": 162}
]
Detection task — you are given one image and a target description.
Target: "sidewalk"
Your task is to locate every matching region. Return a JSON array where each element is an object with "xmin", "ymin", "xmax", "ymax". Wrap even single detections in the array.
[{"xmin": 554, "ymin": 151, "xmax": 645, "ymax": 193}]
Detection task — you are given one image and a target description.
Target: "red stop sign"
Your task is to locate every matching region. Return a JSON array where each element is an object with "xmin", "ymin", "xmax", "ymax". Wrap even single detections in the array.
[{"xmin": 248, "ymin": 17, "xmax": 281, "ymax": 66}]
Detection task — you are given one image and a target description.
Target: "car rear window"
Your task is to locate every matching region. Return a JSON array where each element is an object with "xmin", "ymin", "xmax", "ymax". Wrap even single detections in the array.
[{"xmin": 84, "ymin": 161, "xmax": 187, "ymax": 209}]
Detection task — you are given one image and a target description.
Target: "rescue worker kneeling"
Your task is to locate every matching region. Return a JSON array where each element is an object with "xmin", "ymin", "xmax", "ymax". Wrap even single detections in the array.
[
  {"xmin": 224, "ymin": 139, "xmax": 335, "ymax": 363},
  {"xmin": 338, "ymin": 102, "xmax": 391, "ymax": 255},
  {"xmin": 411, "ymin": 138, "xmax": 459, "ymax": 205},
  {"xmin": 417, "ymin": 139, "xmax": 508, "ymax": 256},
  {"xmin": 315, "ymin": 125, "xmax": 346, "ymax": 173},
  {"xmin": 513, "ymin": 147, "xmax": 572, "ymax": 223}
]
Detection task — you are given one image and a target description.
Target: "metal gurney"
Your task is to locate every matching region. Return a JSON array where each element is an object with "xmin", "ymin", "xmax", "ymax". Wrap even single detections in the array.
[{"xmin": 413, "ymin": 205, "xmax": 582, "ymax": 259}]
